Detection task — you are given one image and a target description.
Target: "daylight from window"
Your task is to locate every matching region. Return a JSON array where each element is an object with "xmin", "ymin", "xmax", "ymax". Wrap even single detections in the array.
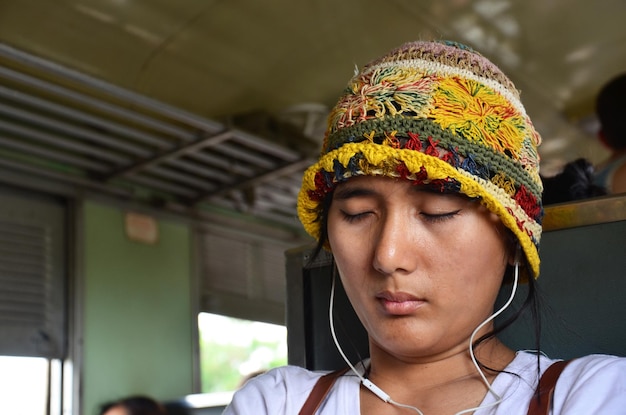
[
  {"xmin": 0, "ymin": 356, "xmax": 48, "ymax": 415},
  {"xmin": 198, "ymin": 312, "xmax": 288, "ymax": 393}
]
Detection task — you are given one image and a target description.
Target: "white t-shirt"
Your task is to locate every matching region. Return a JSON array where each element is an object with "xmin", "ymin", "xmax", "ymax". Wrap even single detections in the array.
[{"xmin": 223, "ymin": 352, "xmax": 626, "ymax": 414}]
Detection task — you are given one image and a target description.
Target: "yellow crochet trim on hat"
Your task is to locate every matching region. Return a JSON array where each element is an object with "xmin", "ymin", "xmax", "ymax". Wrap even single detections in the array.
[{"xmin": 297, "ymin": 142, "xmax": 541, "ymax": 278}]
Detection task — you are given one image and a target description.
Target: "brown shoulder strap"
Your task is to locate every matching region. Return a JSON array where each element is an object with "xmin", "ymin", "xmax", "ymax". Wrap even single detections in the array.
[
  {"xmin": 526, "ymin": 359, "xmax": 573, "ymax": 415},
  {"xmin": 299, "ymin": 367, "xmax": 350, "ymax": 415}
]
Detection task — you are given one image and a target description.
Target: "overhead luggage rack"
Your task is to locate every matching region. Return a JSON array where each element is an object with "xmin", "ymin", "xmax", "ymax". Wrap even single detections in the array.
[{"xmin": 0, "ymin": 43, "xmax": 314, "ymax": 231}]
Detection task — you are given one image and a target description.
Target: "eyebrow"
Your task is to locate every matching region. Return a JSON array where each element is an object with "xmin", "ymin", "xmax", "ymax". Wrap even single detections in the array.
[
  {"xmin": 332, "ymin": 185, "xmax": 377, "ymax": 201},
  {"xmin": 333, "ymin": 181, "xmax": 465, "ymax": 201}
]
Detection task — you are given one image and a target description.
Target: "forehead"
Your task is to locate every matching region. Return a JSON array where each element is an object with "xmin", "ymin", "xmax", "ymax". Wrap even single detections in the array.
[
  {"xmin": 333, "ymin": 175, "xmax": 469, "ymax": 199},
  {"xmin": 103, "ymin": 406, "xmax": 129, "ymax": 415}
]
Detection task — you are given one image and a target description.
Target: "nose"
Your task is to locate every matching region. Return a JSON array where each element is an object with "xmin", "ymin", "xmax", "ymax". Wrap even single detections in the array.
[{"xmin": 372, "ymin": 213, "xmax": 417, "ymax": 275}]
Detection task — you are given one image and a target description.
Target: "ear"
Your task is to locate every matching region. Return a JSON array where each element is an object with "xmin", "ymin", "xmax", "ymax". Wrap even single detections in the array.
[{"xmin": 508, "ymin": 243, "xmax": 522, "ymax": 266}]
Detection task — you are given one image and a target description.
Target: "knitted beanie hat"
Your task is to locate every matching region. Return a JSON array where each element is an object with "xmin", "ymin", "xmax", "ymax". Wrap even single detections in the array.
[{"xmin": 297, "ymin": 40, "xmax": 543, "ymax": 278}]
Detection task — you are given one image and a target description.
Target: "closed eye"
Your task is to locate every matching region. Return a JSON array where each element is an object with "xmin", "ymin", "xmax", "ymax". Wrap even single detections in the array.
[
  {"xmin": 420, "ymin": 209, "xmax": 461, "ymax": 223},
  {"xmin": 340, "ymin": 210, "xmax": 373, "ymax": 223}
]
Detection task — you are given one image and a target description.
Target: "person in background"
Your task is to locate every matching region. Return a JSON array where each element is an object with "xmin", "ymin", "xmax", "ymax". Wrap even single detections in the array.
[
  {"xmin": 99, "ymin": 395, "xmax": 166, "ymax": 415},
  {"xmin": 541, "ymin": 158, "xmax": 606, "ymax": 205},
  {"xmin": 593, "ymin": 73, "xmax": 626, "ymax": 194},
  {"xmin": 223, "ymin": 40, "xmax": 626, "ymax": 414}
]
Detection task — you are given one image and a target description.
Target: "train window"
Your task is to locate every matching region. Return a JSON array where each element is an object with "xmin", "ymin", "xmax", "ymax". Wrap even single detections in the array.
[
  {"xmin": 198, "ymin": 312, "xmax": 287, "ymax": 392},
  {"xmin": 0, "ymin": 356, "xmax": 63, "ymax": 415},
  {"xmin": 0, "ymin": 191, "xmax": 68, "ymax": 415},
  {"xmin": 197, "ymin": 228, "xmax": 297, "ymax": 324}
]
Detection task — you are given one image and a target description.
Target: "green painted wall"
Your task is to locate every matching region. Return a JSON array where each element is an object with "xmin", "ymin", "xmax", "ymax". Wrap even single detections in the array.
[{"xmin": 82, "ymin": 201, "xmax": 193, "ymax": 415}]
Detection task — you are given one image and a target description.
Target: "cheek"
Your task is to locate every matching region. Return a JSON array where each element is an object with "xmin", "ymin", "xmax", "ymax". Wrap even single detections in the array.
[
  {"xmin": 329, "ymin": 238, "xmax": 361, "ymax": 290},
  {"xmin": 327, "ymin": 214, "xmax": 372, "ymax": 275},
  {"xmin": 332, "ymin": 257, "xmax": 373, "ymax": 328},
  {"xmin": 328, "ymin": 231, "xmax": 372, "ymax": 307},
  {"xmin": 440, "ymin": 229, "xmax": 508, "ymax": 296},
  {"xmin": 332, "ymin": 250, "xmax": 369, "ymax": 291}
]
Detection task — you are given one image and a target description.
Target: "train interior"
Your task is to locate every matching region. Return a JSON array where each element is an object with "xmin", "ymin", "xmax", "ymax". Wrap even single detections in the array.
[{"xmin": 0, "ymin": 1, "xmax": 625, "ymax": 414}]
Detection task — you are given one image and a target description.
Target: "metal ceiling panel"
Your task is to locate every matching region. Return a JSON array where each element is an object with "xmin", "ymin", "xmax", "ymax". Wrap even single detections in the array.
[
  {"xmin": 0, "ymin": 42, "xmax": 313, "ymax": 231},
  {"xmin": 0, "ymin": 0, "xmax": 625, "ymax": 233}
]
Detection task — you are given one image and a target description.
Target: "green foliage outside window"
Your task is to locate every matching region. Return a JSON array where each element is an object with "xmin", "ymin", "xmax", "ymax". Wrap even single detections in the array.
[{"xmin": 198, "ymin": 313, "xmax": 288, "ymax": 393}]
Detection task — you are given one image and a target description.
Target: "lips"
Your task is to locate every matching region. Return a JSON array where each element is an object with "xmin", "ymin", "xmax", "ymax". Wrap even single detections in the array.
[{"xmin": 376, "ymin": 291, "xmax": 425, "ymax": 315}]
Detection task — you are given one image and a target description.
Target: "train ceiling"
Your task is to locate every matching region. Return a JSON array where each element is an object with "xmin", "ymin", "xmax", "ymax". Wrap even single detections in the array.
[{"xmin": 0, "ymin": 0, "xmax": 624, "ymax": 236}]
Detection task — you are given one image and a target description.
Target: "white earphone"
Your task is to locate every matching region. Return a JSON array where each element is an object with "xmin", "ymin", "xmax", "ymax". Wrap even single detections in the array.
[{"xmin": 328, "ymin": 253, "xmax": 522, "ymax": 414}]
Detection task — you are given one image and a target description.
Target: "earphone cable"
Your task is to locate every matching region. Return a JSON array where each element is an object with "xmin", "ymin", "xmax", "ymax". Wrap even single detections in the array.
[{"xmin": 328, "ymin": 262, "xmax": 520, "ymax": 415}]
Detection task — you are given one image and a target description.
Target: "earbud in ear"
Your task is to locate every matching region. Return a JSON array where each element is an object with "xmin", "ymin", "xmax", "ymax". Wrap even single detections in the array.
[{"xmin": 514, "ymin": 244, "xmax": 522, "ymax": 266}]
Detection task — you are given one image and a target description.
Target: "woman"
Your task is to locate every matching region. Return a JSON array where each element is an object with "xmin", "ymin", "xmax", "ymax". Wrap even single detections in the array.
[
  {"xmin": 593, "ymin": 73, "xmax": 626, "ymax": 194},
  {"xmin": 223, "ymin": 40, "xmax": 626, "ymax": 414},
  {"xmin": 99, "ymin": 395, "xmax": 166, "ymax": 415}
]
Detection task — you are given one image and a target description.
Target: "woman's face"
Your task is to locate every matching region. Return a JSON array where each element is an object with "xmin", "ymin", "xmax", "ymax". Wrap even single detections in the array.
[{"xmin": 327, "ymin": 176, "xmax": 513, "ymax": 361}]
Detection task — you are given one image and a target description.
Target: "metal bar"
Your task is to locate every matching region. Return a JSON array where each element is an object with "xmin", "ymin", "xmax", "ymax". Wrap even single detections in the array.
[
  {"xmin": 144, "ymin": 165, "xmax": 217, "ymax": 192},
  {"xmin": 0, "ymin": 85, "xmax": 168, "ymax": 149},
  {"xmin": 261, "ymin": 176, "xmax": 302, "ymax": 194},
  {"xmin": 0, "ymin": 120, "xmax": 123, "ymax": 163},
  {"xmin": 165, "ymin": 159, "xmax": 232, "ymax": 183},
  {"xmin": 0, "ymin": 274, "xmax": 46, "ymax": 286},
  {"xmin": 0, "ymin": 158, "xmax": 130, "ymax": 196},
  {"xmin": 0, "ymin": 233, "xmax": 44, "ymax": 248},
  {"xmin": 543, "ymin": 194, "xmax": 626, "ymax": 231},
  {"xmin": 103, "ymin": 131, "xmax": 233, "ymax": 179},
  {"xmin": 0, "ymin": 43, "xmax": 224, "ymax": 134},
  {"xmin": 192, "ymin": 158, "xmax": 312, "ymax": 204},
  {"xmin": 0, "ymin": 43, "xmax": 312, "ymax": 224},
  {"xmin": 213, "ymin": 142, "xmax": 277, "ymax": 169},
  {"xmin": 0, "ymin": 96, "xmax": 150, "ymax": 157},
  {"xmin": 255, "ymin": 187, "xmax": 298, "ymax": 206},
  {"xmin": 0, "ymin": 136, "xmax": 110, "ymax": 171},
  {"xmin": 0, "ymin": 54, "xmax": 293, "ymax": 180},
  {"xmin": 0, "ymin": 244, "xmax": 45, "ymax": 259},
  {"xmin": 0, "ymin": 117, "xmax": 129, "ymax": 164},
  {"xmin": 0, "ymin": 43, "xmax": 301, "ymax": 159},
  {"xmin": 231, "ymin": 129, "xmax": 300, "ymax": 161},
  {"xmin": 0, "ymin": 65, "xmax": 194, "ymax": 140},
  {"xmin": 186, "ymin": 151, "xmax": 255, "ymax": 177}
]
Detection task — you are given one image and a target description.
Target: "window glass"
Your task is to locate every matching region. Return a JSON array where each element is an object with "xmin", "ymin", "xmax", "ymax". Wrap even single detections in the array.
[
  {"xmin": 198, "ymin": 313, "xmax": 287, "ymax": 392},
  {"xmin": 0, "ymin": 356, "xmax": 49, "ymax": 415}
]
